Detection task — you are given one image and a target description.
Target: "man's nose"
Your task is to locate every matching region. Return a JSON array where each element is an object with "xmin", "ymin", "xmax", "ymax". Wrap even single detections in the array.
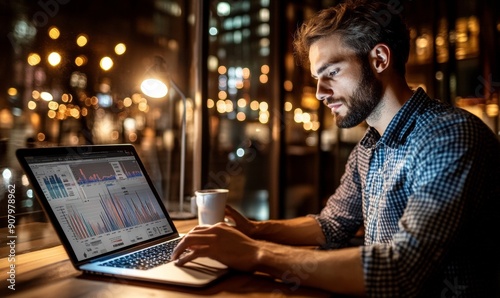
[{"xmin": 316, "ymin": 80, "xmax": 332, "ymax": 101}]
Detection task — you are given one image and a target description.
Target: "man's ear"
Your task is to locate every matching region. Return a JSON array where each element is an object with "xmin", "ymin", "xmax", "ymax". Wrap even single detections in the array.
[{"xmin": 369, "ymin": 44, "xmax": 390, "ymax": 73}]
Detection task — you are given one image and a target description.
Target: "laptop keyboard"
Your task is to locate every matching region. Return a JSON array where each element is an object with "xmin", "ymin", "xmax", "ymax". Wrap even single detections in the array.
[{"xmin": 100, "ymin": 238, "xmax": 181, "ymax": 270}]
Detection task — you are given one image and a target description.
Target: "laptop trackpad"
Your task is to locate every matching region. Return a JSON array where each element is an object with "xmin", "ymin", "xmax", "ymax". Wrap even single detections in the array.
[{"xmin": 148, "ymin": 258, "xmax": 228, "ymax": 286}]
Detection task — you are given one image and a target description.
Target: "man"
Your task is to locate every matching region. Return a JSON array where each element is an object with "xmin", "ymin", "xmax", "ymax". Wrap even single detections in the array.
[{"xmin": 173, "ymin": 1, "xmax": 500, "ymax": 296}]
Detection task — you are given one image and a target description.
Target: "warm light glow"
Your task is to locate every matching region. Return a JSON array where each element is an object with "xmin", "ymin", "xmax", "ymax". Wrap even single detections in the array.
[
  {"xmin": 416, "ymin": 35, "xmax": 429, "ymax": 48},
  {"xmin": 302, "ymin": 112, "xmax": 311, "ymax": 123},
  {"xmin": 0, "ymin": 109, "xmax": 13, "ymax": 126},
  {"xmin": 486, "ymin": 104, "xmax": 499, "ymax": 117},
  {"xmin": 22, "ymin": 175, "xmax": 29, "ymax": 186},
  {"xmin": 218, "ymin": 90, "xmax": 227, "ymax": 100},
  {"xmin": 128, "ymin": 132, "xmax": 138, "ymax": 142},
  {"xmin": 237, "ymin": 98, "xmax": 246, "ymax": 108},
  {"xmin": 225, "ymin": 100, "xmax": 234, "ymax": 112},
  {"xmin": 259, "ymin": 74, "xmax": 268, "ymax": 84},
  {"xmin": 207, "ymin": 98, "xmax": 215, "ymax": 108},
  {"xmin": 48, "ymin": 101, "xmax": 59, "ymax": 110},
  {"xmin": 70, "ymin": 108, "xmax": 80, "ymax": 118},
  {"xmin": 27, "ymin": 53, "xmax": 41, "ymax": 66},
  {"xmin": 76, "ymin": 34, "xmax": 88, "ymax": 47},
  {"xmin": 99, "ymin": 81, "xmax": 111, "ymax": 93},
  {"xmin": 216, "ymin": 100, "xmax": 226, "ymax": 113},
  {"xmin": 312, "ymin": 122, "xmax": 320, "ymax": 131},
  {"xmin": 123, "ymin": 97, "xmax": 132, "ymax": 107},
  {"xmin": 141, "ymin": 79, "xmax": 168, "ymax": 98},
  {"xmin": 235, "ymin": 80, "xmax": 244, "ymax": 89},
  {"xmin": 7, "ymin": 87, "xmax": 17, "ymax": 96},
  {"xmin": 284, "ymin": 101, "xmax": 292, "ymax": 111},
  {"xmin": 259, "ymin": 112, "xmax": 269, "ymax": 124},
  {"xmin": 61, "ymin": 93, "xmax": 70, "ymax": 102},
  {"xmin": 132, "ymin": 93, "xmax": 142, "ymax": 104},
  {"xmin": 294, "ymin": 113, "xmax": 303, "ymax": 123},
  {"xmin": 294, "ymin": 108, "xmax": 304, "ymax": 123},
  {"xmin": 261, "ymin": 64, "xmax": 269, "ymax": 74},
  {"xmin": 207, "ymin": 55, "xmax": 219, "ymax": 72},
  {"xmin": 37, "ymin": 133, "xmax": 45, "ymax": 142},
  {"xmin": 30, "ymin": 113, "xmax": 40, "ymax": 127},
  {"xmin": 32, "ymin": 90, "xmax": 40, "ymax": 100},
  {"xmin": 250, "ymin": 100, "xmax": 259, "ymax": 110},
  {"xmin": 284, "ymin": 80, "xmax": 293, "ymax": 92},
  {"xmin": 123, "ymin": 118, "xmax": 136, "ymax": 131},
  {"xmin": 218, "ymin": 65, "xmax": 227, "ymax": 74},
  {"xmin": 48, "ymin": 52, "xmax": 61, "ymax": 66},
  {"xmin": 138, "ymin": 102, "xmax": 148, "ymax": 112},
  {"xmin": 435, "ymin": 36, "xmax": 445, "ymax": 46},
  {"xmin": 242, "ymin": 68, "xmax": 250, "ymax": 79},
  {"xmin": 435, "ymin": 71, "xmax": 444, "ymax": 81},
  {"xmin": 40, "ymin": 92, "xmax": 53, "ymax": 101},
  {"xmin": 48, "ymin": 26, "xmax": 60, "ymax": 39},
  {"xmin": 115, "ymin": 43, "xmax": 126, "ymax": 55},
  {"xmin": 75, "ymin": 55, "xmax": 87, "ymax": 66},
  {"xmin": 236, "ymin": 112, "xmax": 246, "ymax": 121},
  {"xmin": 100, "ymin": 56, "xmax": 113, "ymax": 71},
  {"xmin": 259, "ymin": 101, "xmax": 268, "ymax": 111},
  {"xmin": 28, "ymin": 101, "xmax": 37, "ymax": 110}
]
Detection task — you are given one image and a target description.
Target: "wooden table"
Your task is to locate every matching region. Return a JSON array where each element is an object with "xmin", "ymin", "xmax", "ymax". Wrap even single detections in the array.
[{"xmin": 0, "ymin": 219, "xmax": 331, "ymax": 297}]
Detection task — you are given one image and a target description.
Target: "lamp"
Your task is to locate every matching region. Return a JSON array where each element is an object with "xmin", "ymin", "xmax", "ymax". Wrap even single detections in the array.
[{"xmin": 141, "ymin": 56, "xmax": 194, "ymax": 219}]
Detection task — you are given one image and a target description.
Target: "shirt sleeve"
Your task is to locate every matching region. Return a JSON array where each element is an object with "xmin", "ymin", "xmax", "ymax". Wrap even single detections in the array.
[{"xmin": 312, "ymin": 143, "xmax": 364, "ymax": 249}]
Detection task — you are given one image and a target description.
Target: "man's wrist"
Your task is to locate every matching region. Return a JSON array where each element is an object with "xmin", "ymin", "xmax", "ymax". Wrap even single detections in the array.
[
  {"xmin": 249, "ymin": 220, "xmax": 261, "ymax": 238},
  {"xmin": 251, "ymin": 241, "xmax": 275, "ymax": 273}
]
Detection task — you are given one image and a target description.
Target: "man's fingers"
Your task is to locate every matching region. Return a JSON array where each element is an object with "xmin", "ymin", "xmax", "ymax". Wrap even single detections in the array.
[
  {"xmin": 171, "ymin": 233, "xmax": 216, "ymax": 260},
  {"xmin": 225, "ymin": 205, "xmax": 236, "ymax": 214},
  {"xmin": 174, "ymin": 246, "xmax": 211, "ymax": 266}
]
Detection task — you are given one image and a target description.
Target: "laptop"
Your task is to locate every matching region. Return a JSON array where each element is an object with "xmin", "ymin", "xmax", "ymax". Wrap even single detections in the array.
[{"xmin": 16, "ymin": 144, "xmax": 228, "ymax": 287}]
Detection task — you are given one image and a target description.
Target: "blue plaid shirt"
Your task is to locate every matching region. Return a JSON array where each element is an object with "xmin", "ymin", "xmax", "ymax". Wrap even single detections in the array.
[{"xmin": 315, "ymin": 88, "xmax": 500, "ymax": 297}]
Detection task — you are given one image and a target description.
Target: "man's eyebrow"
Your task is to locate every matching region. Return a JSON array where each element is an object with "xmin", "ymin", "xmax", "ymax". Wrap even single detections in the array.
[
  {"xmin": 312, "ymin": 62, "xmax": 336, "ymax": 79},
  {"xmin": 317, "ymin": 63, "xmax": 333, "ymax": 76}
]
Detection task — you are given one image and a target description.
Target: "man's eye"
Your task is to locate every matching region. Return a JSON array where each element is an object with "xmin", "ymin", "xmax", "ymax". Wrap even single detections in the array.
[{"xmin": 329, "ymin": 69, "xmax": 339, "ymax": 77}]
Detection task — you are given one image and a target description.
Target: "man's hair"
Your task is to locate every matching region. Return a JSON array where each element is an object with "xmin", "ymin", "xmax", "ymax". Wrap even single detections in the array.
[{"xmin": 293, "ymin": 0, "xmax": 410, "ymax": 76}]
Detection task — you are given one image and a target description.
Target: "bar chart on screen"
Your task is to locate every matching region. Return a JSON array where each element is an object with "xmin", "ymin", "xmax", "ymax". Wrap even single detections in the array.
[
  {"xmin": 61, "ymin": 183, "xmax": 166, "ymax": 240},
  {"xmin": 33, "ymin": 165, "xmax": 80, "ymax": 201},
  {"xmin": 70, "ymin": 162, "xmax": 117, "ymax": 184},
  {"xmin": 42, "ymin": 173, "xmax": 69, "ymax": 198},
  {"xmin": 118, "ymin": 160, "xmax": 143, "ymax": 178}
]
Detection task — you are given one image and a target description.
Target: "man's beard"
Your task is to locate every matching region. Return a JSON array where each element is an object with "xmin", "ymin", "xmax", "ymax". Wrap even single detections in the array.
[{"xmin": 334, "ymin": 61, "xmax": 384, "ymax": 128}]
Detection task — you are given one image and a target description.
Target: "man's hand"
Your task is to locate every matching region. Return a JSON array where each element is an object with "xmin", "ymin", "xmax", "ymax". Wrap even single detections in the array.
[
  {"xmin": 224, "ymin": 205, "xmax": 258, "ymax": 236},
  {"xmin": 171, "ymin": 223, "xmax": 260, "ymax": 272}
]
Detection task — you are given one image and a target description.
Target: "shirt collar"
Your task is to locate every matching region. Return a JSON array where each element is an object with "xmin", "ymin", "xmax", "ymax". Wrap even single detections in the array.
[{"xmin": 360, "ymin": 87, "xmax": 430, "ymax": 149}]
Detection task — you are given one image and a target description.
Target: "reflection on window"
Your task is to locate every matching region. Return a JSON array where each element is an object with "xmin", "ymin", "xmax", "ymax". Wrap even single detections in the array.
[
  {"xmin": 455, "ymin": 16, "xmax": 480, "ymax": 60},
  {"xmin": 409, "ymin": 15, "xmax": 480, "ymax": 65}
]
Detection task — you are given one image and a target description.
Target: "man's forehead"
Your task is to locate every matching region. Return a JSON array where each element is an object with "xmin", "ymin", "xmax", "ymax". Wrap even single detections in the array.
[{"xmin": 309, "ymin": 35, "xmax": 357, "ymax": 74}]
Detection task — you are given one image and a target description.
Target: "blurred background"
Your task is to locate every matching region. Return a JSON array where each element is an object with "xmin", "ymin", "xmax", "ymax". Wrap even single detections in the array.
[{"xmin": 0, "ymin": 0, "xmax": 499, "ymax": 253}]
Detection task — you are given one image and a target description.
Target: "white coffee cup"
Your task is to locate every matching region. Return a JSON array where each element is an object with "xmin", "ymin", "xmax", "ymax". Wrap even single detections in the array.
[{"xmin": 195, "ymin": 189, "xmax": 228, "ymax": 225}]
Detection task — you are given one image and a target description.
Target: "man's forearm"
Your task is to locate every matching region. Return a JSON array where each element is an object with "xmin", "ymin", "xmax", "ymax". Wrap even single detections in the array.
[
  {"xmin": 252, "ymin": 216, "xmax": 326, "ymax": 246},
  {"xmin": 253, "ymin": 241, "xmax": 366, "ymax": 295}
]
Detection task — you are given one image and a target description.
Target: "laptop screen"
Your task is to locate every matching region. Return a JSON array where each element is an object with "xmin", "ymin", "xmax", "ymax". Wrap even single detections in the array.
[{"xmin": 17, "ymin": 145, "xmax": 176, "ymax": 262}]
